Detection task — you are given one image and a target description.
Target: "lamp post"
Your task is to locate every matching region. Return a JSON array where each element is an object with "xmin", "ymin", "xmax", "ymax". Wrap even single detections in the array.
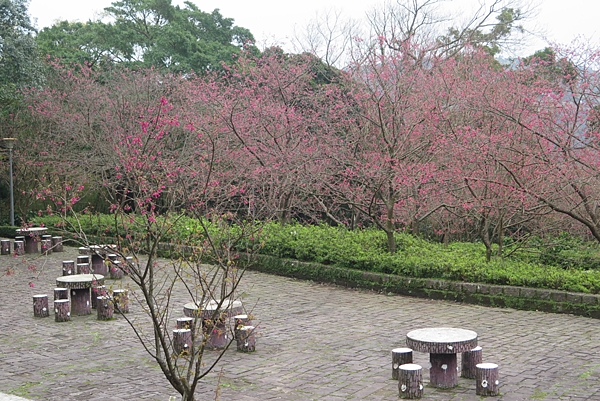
[{"xmin": 3, "ymin": 138, "xmax": 16, "ymax": 226}]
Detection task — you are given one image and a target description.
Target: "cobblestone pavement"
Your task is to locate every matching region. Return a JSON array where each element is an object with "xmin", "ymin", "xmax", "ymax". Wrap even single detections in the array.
[{"xmin": 1, "ymin": 245, "xmax": 600, "ymax": 401}]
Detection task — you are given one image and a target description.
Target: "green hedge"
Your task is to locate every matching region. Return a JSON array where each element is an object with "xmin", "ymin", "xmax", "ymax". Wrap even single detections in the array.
[
  {"xmin": 0, "ymin": 226, "xmax": 18, "ymax": 238},
  {"xmin": 29, "ymin": 215, "xmax": 600, "ymax": 294}
]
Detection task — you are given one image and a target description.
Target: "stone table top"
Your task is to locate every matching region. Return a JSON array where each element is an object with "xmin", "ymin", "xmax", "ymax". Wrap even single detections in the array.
[
  {"xmin": 78, "ymin": 245, "xmax": 117, "ymax": 255},
  {"xmin": 56, "ymin": 274, "xmax": 105, "ymax": 289},
  {"xmin": 183, "ymin": 299, "xmax": 243, "ymax": 318},
  {"xmin": 16, "ymin": 227, "xmax": 48, "ymax": 234},
  {"xmin": 406, "ymin": 327, "xmax": 478, "ymax": 354}
]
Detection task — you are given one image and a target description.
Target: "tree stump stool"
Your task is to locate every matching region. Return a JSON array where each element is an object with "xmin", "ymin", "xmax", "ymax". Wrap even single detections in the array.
[
  {"xmin": 52, "ymin": 236, "xmax": 63, "ymax": 252},
  {"xmin": 1, "ymin": 239, "xmax": 10, "ymax": 255},
  {"xmin": 124, "ymin": 256, "xmax": 134, "ymax": 275},
  {"xmin": 183, "ymin": 302, "xmax": 203, "ymax": 318},
  {"xmin": 56, "ymin": 274, "xmax": 104, "ymax": 316},
  {"xmin": 54, "ymin": 299, "xmax": 70, "ymax": 322},
  {"xmin": 14, "ymin": 240, "xmax": 24, "ymax": 255},
  {"xmin": 77, "ymin": 255, "xmax": 89, "ymax": 265},
  {"xmin": 97, "ymin": 295, "xmax": 114, "ymax": 320},
  {"xmin": 461, "ymin": 346, "xmax": 483, "ymax": 379},
  {"xmin": 15, "ymin": 236, "xmax": 24, "ymax": 245},
  {"xmin": 398, "ymin": 364, "xmax": 424, "ymax": 399},
  {"xmin": 176, "ymin": 317, "xmax": 194, "ymax": 330},
  {"xmin": 236, "ymin": 325, "xmax": 256, "ymax": 352},
  {"xmin": 203, "ymin": 318, "xmax": 228, "ymax": 349},
  {"xmin": 77, "ymin": 263, "xmax": 91, "ymax": 274},
  {"xmin": 54, "ymin": 287, "xmax": 69, "ymax": 301},
  {"xmin": 62, "ymin": 261, "xmax": 75, "ymax": 276},
  {"xmin": 33, "ymin": 294, "xmax": 49, "ymax": 318},
  {"xmin": 233, "ymin": 314, "xmax": 252, "ymax": 340},
  {"xmin": 112, "ymin": 289, "xmax": 129, "ymax": 313},
  {"xmin": 173, "ymin": 329, "xmax": 192, "ymax": 356},
  {"xmin": 392, "ymin": 348, "xmax": 414, "ymax": 380},
  {"xmin": 109, "ymin": 260, "xmax": 124, "ymax": 279},
  {"xmin": 476, "ymin": 363, "xmax": 500, "ymax": 396},
  {"xmin": 41, "ymin": 238, "xmax": 52, "ymax": 255},
  {"xmin": 92, "ymin": 285, "xmax": 107, "ymax": 309}
]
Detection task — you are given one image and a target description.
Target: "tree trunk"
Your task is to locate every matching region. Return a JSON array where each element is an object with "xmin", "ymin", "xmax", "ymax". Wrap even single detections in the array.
[
  {"xmin": 384, "ymin": 198, "xmax": 397, "ymax": 253},
  {"xmin": 497, "ymin": 214, "xmax": 504, "ymax": 257},
  {"xmin": 479, "ymin": 217, "xmax": 492, "ymax": 262}
]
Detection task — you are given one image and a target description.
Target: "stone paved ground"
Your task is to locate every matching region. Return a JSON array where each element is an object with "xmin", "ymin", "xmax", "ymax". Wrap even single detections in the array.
[{"xmin": 1, "ymin": 245, "xmax": 600, "ymax": 400}]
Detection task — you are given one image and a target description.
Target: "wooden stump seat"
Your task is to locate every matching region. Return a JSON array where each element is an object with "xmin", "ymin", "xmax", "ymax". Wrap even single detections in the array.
[
  {"xmin": 173, "ymin": 329, "xmax": 192, "ymax": 356},
  {"xmin": 462, "ymin": 346, "xmax": 483, "ymax": 379},
  {"xmin": 392, "ymin": 348, "xmax": 413, "ymax": 380},
  {"xmin": 13, "ymin": 240, "xmax": 24, "ymax": 255},
  {"xmin": 0, "ymin": 239, "xmax": 9, "ymax": 255},
  {"xmin": 476, "ymin": 363, "xmax": 500, "ymax": 396},
  {"xmin": 236, "ymin": 325, "xmax": 256, "ymax": 353},
  {"xmin": 398, "ymin": 363, "xmax": 423, "ymax": 399},
  {"xmin": 54, "ymin": 299, "xmax": 70, "ymax": 322},
  {"xmin": 97, "ymin": 295, "xmax": 114, "ymax": 320},
  {"xmin": 54, "ymin": 287, "xmax": 69, "ymax": 301},
  {"xmin": 62, "ymin": 261, "xmax": 75, "ymax": 276},
  {"xmin": 33, "ymin": 294, "xmax": 49, "ymax": 318},
  {"xmin": 112, "ymin": 289, "xmax": 129, "ymax": 313},
  {"xmin": 176, "ymin": 317, "xmax": 194, "ymax": 330},
  {"xmin": 52, "ymin": 236, "xmax": 63, "ymax": 252}
]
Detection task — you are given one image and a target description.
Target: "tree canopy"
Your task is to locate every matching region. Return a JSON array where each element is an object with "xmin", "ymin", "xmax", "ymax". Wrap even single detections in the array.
[
  {"xmin": 35, "ymin": 0, "xmax": 258, "ymax": 72},
  {"xmin": 0, "ymin": 0, "xmax": 44, "ymax": 105}
]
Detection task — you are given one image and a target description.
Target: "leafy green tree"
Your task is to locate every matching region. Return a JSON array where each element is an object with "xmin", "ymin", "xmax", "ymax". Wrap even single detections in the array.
[
  {"xmin": 36, "ymin": 0, "xmax": 257, "ymax": 73},
  {"xmin": 0, "ymin": 0, "xmax": 43, "ymax": 105},
  {"xmin": 33, "ymin": 21, "xmax": 127, "ymax": 68}
]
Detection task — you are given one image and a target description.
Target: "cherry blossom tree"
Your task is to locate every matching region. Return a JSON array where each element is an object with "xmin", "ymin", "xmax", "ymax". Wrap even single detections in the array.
[{"xmin": 24, "ymin": 62, "xmax": 263, "ymax": 401}]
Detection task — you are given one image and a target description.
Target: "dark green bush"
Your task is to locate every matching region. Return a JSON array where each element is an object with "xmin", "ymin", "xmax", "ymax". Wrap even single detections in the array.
[
  {"xmin": 0, "ymin": 226, "xmax": 18, "ymax": 238},
  {"xmin": 30, "ymin": 215, "xmax": 600, "ymax": 294}
]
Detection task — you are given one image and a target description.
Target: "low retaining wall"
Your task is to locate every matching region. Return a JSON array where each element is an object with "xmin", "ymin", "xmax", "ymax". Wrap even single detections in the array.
[{"xmin": 247, "ymin": 254, "xmax": 600, "ymax": 319}]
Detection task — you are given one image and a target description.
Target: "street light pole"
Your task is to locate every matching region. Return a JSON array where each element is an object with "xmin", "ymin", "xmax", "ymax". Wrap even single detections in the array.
[{"xmin": 3, "ymin": 138, "xmax": 16, "ymax": 226}]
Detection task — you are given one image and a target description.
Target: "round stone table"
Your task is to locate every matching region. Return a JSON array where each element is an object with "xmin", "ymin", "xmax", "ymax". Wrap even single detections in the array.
[
  {"xmin": 16, "ymin": 227, "xmax": 48, "ymax": 254},
  {"xmin": 183, "ymin": 299, "xmax": 244, "ymax": 349},
  {"xmin": 79, "ymin": 245, "xmax": 117, "ymax": 275},
  {"xmin": 56, "ymin": 274, "xmax": 105, "ymax": 316},
  {"xmin": 406, "ymin": 327, "xmax": 478, "ymax": 388}
]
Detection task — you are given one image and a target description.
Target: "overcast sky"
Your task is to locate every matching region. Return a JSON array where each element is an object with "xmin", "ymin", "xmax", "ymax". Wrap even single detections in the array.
[{"xmin": 28, "ymin": 0, "xmax": 600, "ymax": 58}]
